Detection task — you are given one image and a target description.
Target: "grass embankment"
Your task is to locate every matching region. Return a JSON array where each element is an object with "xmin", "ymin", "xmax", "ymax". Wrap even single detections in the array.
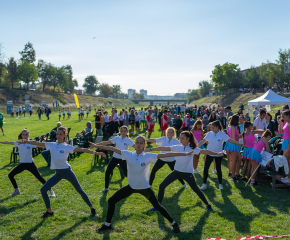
[{"xmin": 0, "ymin": 110, "xmax": 290, "ymax": 239}]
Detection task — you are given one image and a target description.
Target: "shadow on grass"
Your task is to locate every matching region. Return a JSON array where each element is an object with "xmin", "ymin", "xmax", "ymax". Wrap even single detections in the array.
[
  {"xmin": 0, "ymin": 163, "xmax": 18, "ymax": 171},
  {"xmin": 37, "ymin": 166, "xmax": 55, "ymax": 177},
  {"xmin": 20, "ymin": 219, "xmax": 45, "ymax": 239}
]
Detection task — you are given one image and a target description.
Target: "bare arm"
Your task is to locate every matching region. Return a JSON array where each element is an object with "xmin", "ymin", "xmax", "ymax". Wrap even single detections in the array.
[
  {"xmin": 200, "ymin": 149, "xmax": 223, "ymax": 156},
  {"xmin": 252, "ymin": 130, "xmax": 266, "ymax": 135},
  {"xmin": 89, "ymin": 144, "xmax": 121, "ymax": 155},
  {"xmin": 18, "ymin": 140, "xmax": 45, "ymax": 148},
  {"xmin": 197, "ymin": 139, "xmax": 206, "ymax": 148},
  {"xmin": 146, "ymin": 139, "xmax": 156, "ymax": 143},
  {"xmin": 263, "ymin": 139, "xmax": 271, "ymax": 153},
  {"xmin": 151, "ymin": 147, "xmax": 172, "ymax": 151},
  {"xmin": 232, "ymin": 127, "xmax": 239, "ymax": 141},
  {"xmin": 228, "ymin": 139, "xmax": 244, "ymax": 147},
  {"xmin": 95, "ymin": 140, "xmax": 113, "ymax": 146},
  {"xmin": 157, "ymin": 151, "xmax": 194, "ymax": 159},
  {"xmin": 73, "ymin": 147, "xmax": 105, "ymax": 157},
  {"xmin": 0, "ymin": 141, "xmax": 15, "ymax": 145}
]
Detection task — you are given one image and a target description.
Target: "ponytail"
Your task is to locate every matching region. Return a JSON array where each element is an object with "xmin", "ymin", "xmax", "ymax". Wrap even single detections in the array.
[
  {"xmin": 212, "ymin": 120, "xmax": 223, "ymax": 132},
  {"xmin": 180, "ymin": 131, "xmax": 197, "ymax": 149},
  {"xmin": 18, "ymin": 129, "xmax": 29, "ymax": 140}
]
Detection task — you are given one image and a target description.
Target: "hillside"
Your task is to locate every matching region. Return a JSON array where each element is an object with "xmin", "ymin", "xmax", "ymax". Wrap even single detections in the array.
[{"xmin": 0, "ymin": 89, "xmax": 143, "ymax": 108}]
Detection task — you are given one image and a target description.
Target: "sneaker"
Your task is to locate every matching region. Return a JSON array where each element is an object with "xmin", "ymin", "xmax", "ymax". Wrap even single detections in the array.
[
  {"xmin": 207, "ymin": 204, "xmax": 213, "ymax": 211},
  {"xmin": 49, "ymin": 189, "xmax": 56, "ymax": 198},
  {"xmin": 193, "ymin": 169, "xmax": 199, "ymax": 174},
  {"xmin": 212, "ymin": 169, "xmax": 216, "ymax": 174},
  {"xmin": 150, "ymin": 207, "xmax": 157, "ymax": 211},
  {"xmin": 99, "ymin": 188, "xmax": 109, "ymax": 193},
  {"xmin": 10, "ymin": 189, "xmax": 20, "ymax": 196},
  {"xmin": 172, "ymin": 222, "xmax": 180, "ymax": 233},
  {"xmin": 242, "ymin": 178, "xmax": 248, "ymax": 182},
  {"xmin": 2, "ymin": 133, "xmax": 4, "ymax": 136},
  {"xmin": 200, "ymin": 183, "xmax": 207, "ymax": 190},
  {"xmin": 219, "ymin": 184, "xmax": 224, "ymax": 190},
  {"xmin": 183, "ymin": 184, "xmax": 188, "ymax": 188},
  {"xmin": 281, "ymin": 177, "xmax": 290, "ymax": 183},
  {"xmin": 231, "ymin": 176, "xmax": 237, "ymax": 181},
  {"xmin": 228, "ymin": 173, "xmax": 232, "ymax": 177},
  {"xmin": 41, "ymin": 211, "xmax": 54, "ymax": 218},
  {"xmin": 91, "ymin": 208, "xmax": 99, "ymax": 217},
  {"xmin": 97, "ymin": 224, "xmax": 112, "ymax": 232},
  {"xmin": 236, "ymin": 174, "xmax": 242, "ymax": 180}
]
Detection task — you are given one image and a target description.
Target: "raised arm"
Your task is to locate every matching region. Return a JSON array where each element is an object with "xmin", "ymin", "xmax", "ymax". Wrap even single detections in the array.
[
  {"xmin": 200, "ymin": 149, "xmax": 223, "ymax": 156},
  {"xmin": 146, "ymin": 139, "xmax": 156, "ymax": 143},
  {"xmin": 0, "ymin": 141, "xmax": 15, "ymax": 145},
  {"xmin": 89, "ymin": 144, "xmax": 121, "ymax": 155},
  {"xmin": 18, "ymin": 140, "xmax": 45, "ymax": 148}
]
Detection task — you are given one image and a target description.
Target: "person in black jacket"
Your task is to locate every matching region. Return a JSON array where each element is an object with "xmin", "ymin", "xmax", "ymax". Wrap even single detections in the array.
[
  {"xmin": 173, "ymin": 115, "xmax": 182, "ymax": 137},
  {"xmin": 266, "ymin": 112, "xmax": 276, "ymax": 137},
  {"xmin": 274, "ymin": 109, "xmax": 280, "ymax": 129},
  {"xmin": 218, "ymin": 111, "xmax": 227, "ymax": 131}
]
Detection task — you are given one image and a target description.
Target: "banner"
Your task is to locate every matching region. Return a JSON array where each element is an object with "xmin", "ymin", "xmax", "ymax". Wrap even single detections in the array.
[
  {"xmin": 265, "ymin": 105, "xmax": 271, "ymax": 112},
  {"xmin": 74, "ymin": 94, "xmax": 80, "ymax": 108}
]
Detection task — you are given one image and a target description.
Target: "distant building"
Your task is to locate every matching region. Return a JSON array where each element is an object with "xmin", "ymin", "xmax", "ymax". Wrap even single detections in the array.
[
  {"xmin": 74, "ymin": 89, "xmax": 84, "ymax": 95},
  {"xmin": 147, "ymin": 95, "xmax": 174, "ymax": 100},
  {"xmin": 140, "ymin": 89, "xmax": 147, "ymax": 99},
  {"xmin": 174, "ymin": 93, "xmax": 187, "ymax": 99},
  {"xmin": 128, "ymin": 89, "xmax": 136, "ymax": 99}
]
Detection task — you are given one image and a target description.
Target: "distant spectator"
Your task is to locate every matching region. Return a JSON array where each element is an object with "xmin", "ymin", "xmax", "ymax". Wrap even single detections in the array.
[{"xmin": 245, "ymin": 112, "xmax": 250, "ymax": 122}]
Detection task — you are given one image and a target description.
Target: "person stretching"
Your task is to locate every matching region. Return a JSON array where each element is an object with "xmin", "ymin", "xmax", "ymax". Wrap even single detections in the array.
[
  {"xmin": 19, "ymin": 126, "xmax": 105, "ymax": 218},
  {"xmin": 198, "ymin": 121, "xmax": 244, "ymax": 190},
  {"xmin": 146, "ymin": 127, "xmax": 187, "ymax": 188},
  {"xmin": 94, "ymin": 126, "xmax": 135, "ymax": 194},
  {"xmin": 191, "ymin": 120, "xmax": 204, "ymax": 173},
  {"xmin": 91, "ymin": 135, "xmax": 190, "ymax": 233},
  {"xmin": 150, "ymin": 131, "xmax": 220, "ymax": 211},
  {"xmin": 0, "ymin": 129, "xmax": 55, "ymax": 197}
]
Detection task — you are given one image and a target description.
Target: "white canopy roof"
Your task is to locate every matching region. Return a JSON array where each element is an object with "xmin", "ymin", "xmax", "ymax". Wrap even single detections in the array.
[{"xmin": 248, "ymin": 90, "xmax": 290, "ymax": 105}]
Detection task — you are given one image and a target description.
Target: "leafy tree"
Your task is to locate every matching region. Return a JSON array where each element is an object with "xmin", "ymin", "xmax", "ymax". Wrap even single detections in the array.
[
  {"xmin": 0, "ymin": 63, "xmax": 6, "ymax": 86},
  {"xmin": 62, "ymin": 65, "xmax": 75, "ymax": 93},
  {"xmin": 52, "ymin": 67, "xmax": 68, "ymax": 92},
  {"xmin": 83, "ymin": 75, "xmax": 99, "ymax": 95},
  {"xmin": 99, "ymin": 83, "xmax": 113, "ymax": 97},
  {"xmin": 243, "ymin": 66, "xmax": 261, "ymax": 88},
  {"xmin": 6, "ymin": 57, "xmax": 18, "ymax": 89},
  {"xmin": 112, "ymin": 85, "xmax": 121, "ymax": 95},
  {"xmin": 118, "ymin": 92, "xmax": 129, "ymax": 99},
  {"xmin": 37, "ymin": 60, "xmax": 56, "ymax": 91},
  {"xmin": 211, "ymin": 62, "xmax": 243, "ymax": 91},
  {"xmin": 132, "ymin": 93, "xmax": 144, "ymax": 100},
  {"xmin": 72, "ymin": 79, "xmax": 78, "ymax": 88},
  {"xmin": 0, "ymin": 43, "xmax": 5, "ymax": 63},
  {"xmin": 198, "ymin": 80, "xmax": 213, "ymax": 97},
  {"xmin": 187, "ymin": 89, "xmax": 199, "ymax": 103},
  {"xmin": 19, "ymin": 42, "xmax": 36, "ymax": 63},
  {"xmin": 17, "ymin": 60, "xmax": 38, "ymax": 89},
  {"xmin": 268, "ymin": 49, "xmax": 290, "ymax": 84}
]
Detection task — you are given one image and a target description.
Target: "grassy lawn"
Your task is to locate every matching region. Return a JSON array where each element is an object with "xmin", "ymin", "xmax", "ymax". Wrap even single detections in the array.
[{"xmin": 0, "ymin": 109, "xmax": 290, "ymax": 240}]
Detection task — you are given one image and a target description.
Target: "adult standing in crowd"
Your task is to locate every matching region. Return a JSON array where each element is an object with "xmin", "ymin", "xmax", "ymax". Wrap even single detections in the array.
[
  {"xmin": 265, "ymin": 112, "xmax": 276, "ymax": 137},
  {"xmin": 225, "ymin": 106, "xmax": 233, "ymax": 126},
  {"xmin": 253, "ymin": 109, "xmax": 266, "ymax": 138},
  {"xmin": 0, "ymin": 111, "xmax": 4, "ymax": 136}
]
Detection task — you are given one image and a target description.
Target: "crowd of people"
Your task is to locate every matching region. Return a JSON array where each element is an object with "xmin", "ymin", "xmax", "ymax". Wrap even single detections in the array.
[{"xmin": 1, "ymin": 101, "xmax": 290, "ymax": 234}]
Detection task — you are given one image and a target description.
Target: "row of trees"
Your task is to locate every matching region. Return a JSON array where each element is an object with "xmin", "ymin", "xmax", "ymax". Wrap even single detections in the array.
[
  {"xmin": 0, "ymin": 42, "xmax": 78, "ymax": 92},
  {"xmin": 188, "ymin": 48, "xmax": 290, "ymax": 103}
]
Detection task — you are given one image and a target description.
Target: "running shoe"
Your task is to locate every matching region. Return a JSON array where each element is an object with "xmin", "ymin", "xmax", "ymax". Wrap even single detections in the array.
[
  {"xmin": 91, "ymin": 208, "xmax": 99, "ymax": 217},
  {"xmin": 200, "ymin": 183, "xmax": 207, "ymax": 190},
  {"xmin": 219, "ymin": 184, "xmax": 224, "ymax": 190},
  {"xmin": 97, "ymin": 224, "xmax": 112, "ymax": 232},
  {"xmin": 193, "ymin": 169, "xmax": 199, "ymax": 174},
  {"xmin": 212, "ymin": 169, "xmax": 216, "ymax": 174},
  {"xmin": 228, "ymin": 173, "xmax": 232, "ymax": 177},
  {"xmin": 99, "ymin": 188, "xmax": 109, "ymax": 193},
  {"xmin": 281, "ymin": 177, "xmax": 290, "ymax": 183},
  {"xmin": 207, "ymin": 204, "xmax": 213, "ymax": 211},
  {"xmin": 49, "ymin": 189, "xmax": 56, "ymax": 198},
  {"xmin": 41, "ymin": 211, "xmax": 54, "ymax": 218},
  {"xmin": 172, "ymin": 222, "xmax": 180, "ymax": 233},
  {"xmin": 242, "ymin": 178, "xmax": 248, "ymax": 182},
  {"xmin": 183, "ymin": 184, "xmax": 188, "ymax": 188},
  {"xmin": 231, "ymin": 176, "xmax": 237, "ymax": 181},
  {"xmin": 236, "ymin": 174, "xmax": 242, "ymax": 180},
  {"xmin": 150, "ymin": 207, "xmax": 157, "ymax": 211},
  {"xmin": 10, "ymin": 189, "xmax": 20, "ymax": 196}
]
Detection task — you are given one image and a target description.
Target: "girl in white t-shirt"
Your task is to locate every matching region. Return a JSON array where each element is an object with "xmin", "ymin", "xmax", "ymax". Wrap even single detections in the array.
[
  {"xmin": 67, "ymin": 108, "xmax": 71, "ymax": 119},
  {"xmin": 78, "ymin": 108, "xmax": 81, "ymax": 121},
  {"xmin": 150, "ymin": 131, "xmax": 221, "ymax": 211},
  {"xmin": 92, "ymin": 126, "xmax": 135, "ymax": 193},
  {"xmin": 62, "ymin": 108, "xmax": 65, "ymax": 120},
  {"xmin": 58, "ymin": 109, "xmax": 61, "ymax": 121},
  {"xmin": 91, "ymin": 135, "xmax": 194, "ymax": 233},
  {"xmin": 146, "ymin": 127, "xmax": 186, "ymax": 188},
  {"xmin": 20, "ymin": 126, "xmax": 105, "ymax": 218},
  {"xmin": 0, "ymin": 129, "xmax": 55, "ymax": 198},
  {"xmin": 86, "ymin": 107, "xmax": 89, "ymax": 119}
]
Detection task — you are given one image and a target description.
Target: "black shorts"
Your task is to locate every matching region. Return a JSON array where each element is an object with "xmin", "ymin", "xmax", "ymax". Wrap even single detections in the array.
[{"xmin": 135, "ymin": 122, "xmax": 140, "ymax": 128}]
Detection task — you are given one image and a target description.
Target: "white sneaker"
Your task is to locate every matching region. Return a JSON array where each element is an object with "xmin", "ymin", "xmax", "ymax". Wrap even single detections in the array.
[
  {"xmin": 212, "ymin": 169, "xmax": 216, "ymax": 174},
  {"xmin": 193, "ymin": 169, "xmax": 199, "ymax": 174},
  {"xmin": 281, "ymin": 177, "xmax": 290, "ymax": 183},
  {"xmin": 183, "ymin": 184, "xmax": 188, "ymax": 188},
  {"xmin": 219, "ymin": 184, "xmax": 224, "ymax": 190},
  {"xmin": 49, "ymin": 189, "xmax": 56, "ymax": 198},
  {"xmin": 200, "ymin": 183, "xmax": 207, "ymax": 190},
  {"xmin": 10, "ymin": 189, "xmax": 20, "ymax": 196},
  {"xmin": 99, "ymin": 188, "xmax": 109, "ymax": 193}
]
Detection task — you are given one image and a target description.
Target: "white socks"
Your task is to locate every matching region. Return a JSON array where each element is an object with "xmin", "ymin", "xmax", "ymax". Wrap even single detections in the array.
[
  {"xmin": 105, "ymin": 222, "xmax": 111, "ymax": 226},
  {"xmin": 171, "ymin": 221, "xmax": 176, "ymax": 226}
]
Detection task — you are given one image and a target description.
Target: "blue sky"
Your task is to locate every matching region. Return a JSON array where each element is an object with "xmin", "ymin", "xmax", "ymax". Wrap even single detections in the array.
[{"xmin": 1, "ymin": 0, "xmax": 289, "ymax": 95}]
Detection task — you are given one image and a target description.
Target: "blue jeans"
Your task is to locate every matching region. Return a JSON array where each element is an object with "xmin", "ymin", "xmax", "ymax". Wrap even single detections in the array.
[
  {"xmin": 97, "ymin": 128, "xmax": 102, "ymax": 136},
  {"xmin": 41, "ymin": 167, "xmax": 92, "ymax": 209},
  {"xmin": 41, "ymin": 150, "xmax": 51, "ymax": 166}
]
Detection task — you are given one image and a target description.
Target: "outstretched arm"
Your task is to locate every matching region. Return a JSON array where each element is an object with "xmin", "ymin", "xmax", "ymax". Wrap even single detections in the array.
[
  {"xmin": 197, "ymin": 139, "xmax": 206, "ymax": 148},
  {"xmin": 146, "ymin": 139, "xmax": 156, "ymax": 143},
  {"xmin": 94, "ymin": 140, "xmax": 113, "ymax": 146},
  {"xmin": 73, "ymin": 147, "xmax": 106, "ymax": 157},
  {"xmin": 89, "ymin": 143, "xmax": 121, "ymax": 155},
  {"xmin": 150, "ymin": 147, "xmax": 172, "ymax": 151},
  {"xmin": 157, "ymin": 151, "xmax": 194, "ymax": 159},
  {"xmin": 200, "ymin": 149, "xmax": 223, "ymax": 156},
  {"xmin": 18, "ymin": 140, "xmax": 45, "ymax": 148},
  {"xmin": 0, "ymin": 141, "xmax": 15, "ymax": 145}
]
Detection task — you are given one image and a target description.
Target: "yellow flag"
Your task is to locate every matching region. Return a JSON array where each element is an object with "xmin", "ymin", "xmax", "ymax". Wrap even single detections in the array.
[{"xmin": 74, "ymin": 94, "xmax": 80, "ymax": 108}]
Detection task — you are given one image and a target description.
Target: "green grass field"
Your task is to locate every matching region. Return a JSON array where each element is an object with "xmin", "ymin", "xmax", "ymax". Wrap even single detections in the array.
[{"xmin": 0, "ymin": 109, "xmax": 290, "ymax": 240}]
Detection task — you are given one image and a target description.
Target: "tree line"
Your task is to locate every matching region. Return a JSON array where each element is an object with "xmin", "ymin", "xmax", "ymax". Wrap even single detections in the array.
[{"xmin": 188, "ymin": 48, "xmax": 290, "ymax": 103}]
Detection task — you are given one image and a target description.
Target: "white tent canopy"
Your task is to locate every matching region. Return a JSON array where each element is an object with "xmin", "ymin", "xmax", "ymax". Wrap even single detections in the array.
[{"xmin": 248, "ymin": 90, "xmax": 290, "ymax": 106}]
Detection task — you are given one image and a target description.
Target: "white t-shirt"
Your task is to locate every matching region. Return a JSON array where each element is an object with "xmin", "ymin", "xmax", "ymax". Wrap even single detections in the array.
[
  {"xmin": 45, "ymin": 142, "xmax": 75, "ymax": 169},
  {"xmin": 104, "ymin": 115, "xmax": 109, "ymax": 123},
  {"xmin": 11, "ymin": 108, "xmax": 14, "ymax": 113},
  {"xmin": 170, "ymin": 145, "xmax": 201, "ymax": 173},
  {"xmin": 253, "ymin": 110, "xmax": 258, "ymax": 119},
  {"xmin": 16, "ymin": 109, "xmax": 19, "ymax": 113},
  {"xmin": 119, "ymin": 114, "xmax": 124, "ymax": 121},
  {"xmin": 135, "ymin": 115, "xmax": 140, "ymax": 122},
  {"xmin": 253, "ymin": 117, "xmax": 266, "ymax": 137},
  {"xmin": 111, "ymin": 136, "xmax": 135, "ymax": 159},
  {"xmin": 121, "ymin": 150, "xmax": 158, "ymax": 189},
  {"xmin": 113, "ymin": 113, "xmax": 119, "ymax": 122},
  {"xmin": 204, "ymin": 131, "xmax": 230, "ymax": 157},
  {"xmin": 138, "ymin": 110, "xmax": 145, "ymax": 120},
  {"xmin": 29, "ymin": 107, "xmax": 32, "ymax": 111},
  {"xmin": 14, "ymin": 142, "xmax": 37, "ymax": 163},
  {"xmin": 156, "ymin": 137, "xmax": 180, "ymax": 162}
]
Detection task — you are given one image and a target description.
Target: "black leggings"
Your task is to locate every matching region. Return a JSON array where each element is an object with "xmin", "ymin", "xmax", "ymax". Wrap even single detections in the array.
[
  {"xmin": 149, "ymin": 159, "xmax": 185, "ymax": 186},
  {"xmin": 158, "ymin": 170, "xmax": 209, "ymax": 206},
  {"xmin": 105, "ymin": 157, "xmax": 127, "ymax": 188},
  {"xmin": 8, "ymin": 162, "xmax": 47, "ymax": 189},
  {"xmin": 106, "ymin": 185, "xmax": 173, "ymax": 223},
  {"xmin": 203, "ymin": 155, "xmax": 223, "ymax": 184}
]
